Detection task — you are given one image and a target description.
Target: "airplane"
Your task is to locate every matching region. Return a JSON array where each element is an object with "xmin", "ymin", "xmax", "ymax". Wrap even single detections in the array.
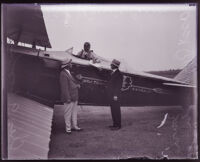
[
  {"xmin": 5, "ymin": 4, "xmax": 196, "ymax": 109},
  {"xmin": 2, "ymin": 4, "xmax": 197, "ymax": 160}
]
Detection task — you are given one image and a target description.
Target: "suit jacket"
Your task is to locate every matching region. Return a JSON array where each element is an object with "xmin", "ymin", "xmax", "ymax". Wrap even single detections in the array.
[
  {"xmin": 107, "ymin": 69, "xmax": 123, "ymax": 102},
  {"xmin": 60, "ymin": 69, "xmax": 79, "ymax": 103}
]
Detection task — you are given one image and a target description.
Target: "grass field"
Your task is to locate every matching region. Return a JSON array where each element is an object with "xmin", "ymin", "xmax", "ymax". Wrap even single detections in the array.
[{"xmin": 48, "ymin": 105, "xmax": 197, "ymax": 160}]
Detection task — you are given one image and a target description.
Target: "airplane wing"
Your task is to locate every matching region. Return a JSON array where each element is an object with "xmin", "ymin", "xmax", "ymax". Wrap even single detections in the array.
[
  {"xmin": 8, "ymin": 93, "xmax": 53, "ymax": 159},
  {"xmin": 4, "ymin": 6, "xmax": 53, "ymax": 159},
  {"xmin": 6, "ymin": 4, "xmax": 51, "ymax": 48}
]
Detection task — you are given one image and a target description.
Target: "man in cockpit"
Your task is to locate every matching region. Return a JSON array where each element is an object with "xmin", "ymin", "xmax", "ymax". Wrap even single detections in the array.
[{"xmin": 77, "ymin": 42, "xmax": 100, "ymax": 63}]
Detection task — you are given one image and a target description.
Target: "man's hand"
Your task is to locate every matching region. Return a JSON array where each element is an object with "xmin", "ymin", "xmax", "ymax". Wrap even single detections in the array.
[
  {"xmin": 92, "ymin": 58, "xmax": 100, "ymax": 64},
  {"xmin": 113, "ymin": 96, "xmax": 118, "ymax": 101},
  {"xmin": 76, "ymin": 74, "xmax": 82, "ymax": 80},
  {"xmin": 92, "ymin": 59, "xmax": 96, "ymax": 64}
]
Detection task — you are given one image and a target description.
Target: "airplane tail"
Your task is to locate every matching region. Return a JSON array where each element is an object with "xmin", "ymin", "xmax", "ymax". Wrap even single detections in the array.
[{"xmin": 174, "ymin": 57, "xmax": 197, "ymax": 86}]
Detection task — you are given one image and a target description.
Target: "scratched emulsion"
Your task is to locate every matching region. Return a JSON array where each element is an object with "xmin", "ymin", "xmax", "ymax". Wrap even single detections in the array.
[
  {"xmin": 170, "ymin": 105, "xmax": 197, "ymax": 158},
  {"xmin": 159, "ymin": 8, "xmax": 198, "ymax": 159}
]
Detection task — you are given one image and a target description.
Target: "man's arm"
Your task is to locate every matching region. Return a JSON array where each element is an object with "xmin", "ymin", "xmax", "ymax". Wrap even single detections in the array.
[
  {"xmin": 113, "ymin": 73, "xmax": 123, "ymax": 101},
  {"xmin": 90, "ymin": 51, "xmax": 101, "ymax": 63}
]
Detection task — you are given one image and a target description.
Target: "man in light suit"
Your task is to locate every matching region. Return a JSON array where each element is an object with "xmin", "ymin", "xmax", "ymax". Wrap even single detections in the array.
[
  {"xmin": 60, "ymin": 58, "xmax": 82, "ymax": 134},
  {"xmin": 107, "ymin": 59, "xmax": 123, "ymax": 130}
]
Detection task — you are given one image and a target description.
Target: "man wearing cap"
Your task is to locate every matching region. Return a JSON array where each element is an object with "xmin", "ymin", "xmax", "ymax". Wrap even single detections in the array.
[
  {"xmin": 107, "ymin": 59, "xmax": 123, "ymax": 130},
  {"xmin": 77, "ymin": 42, "xmax": 100, "ymax": 63},
  {"xmin": 60, "ymin": 58, "xmax": 82, "ymax": 134}
]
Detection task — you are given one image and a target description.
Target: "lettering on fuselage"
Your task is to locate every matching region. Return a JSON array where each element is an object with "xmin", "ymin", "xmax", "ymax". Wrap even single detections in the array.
[
  {"xmin": 121, "ymin": 75, "xmax": 169, "ymax": 94},
  {"xmin": 76, "ymin": 74, "xmax": 169, "ymax": 94},
  {"xmin": 132, "ymin": 86, "xmax": 153, "ymax": 93},
  {"xmin": 82, "ymin": 79, "xmax": 105, "ymax": 85},
  {"xmin": 76, "ymin": 74, "xmax": 107, "ymax": 85},
  {"xmin": 152, "ymin": 88, "xmax": 169, "ymax": 94}
]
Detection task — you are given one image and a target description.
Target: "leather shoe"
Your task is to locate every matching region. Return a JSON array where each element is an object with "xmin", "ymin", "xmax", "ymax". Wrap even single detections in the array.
[
  {"xmin": 66, "ymin": 130, "xmax": 72, "ymax": 134},
  {"xmin": 110, "ymin": 126, "xmax": 121, "ymax": 130},
  {"xmin": 71, "ymin": 127, "xmax": 83, "ymax": 131}
]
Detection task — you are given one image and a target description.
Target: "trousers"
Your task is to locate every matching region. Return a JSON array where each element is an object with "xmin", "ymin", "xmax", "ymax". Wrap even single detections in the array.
[
  {"xmin": 63, "ymin": 101, "xmax": 79, "ymax": 131},
  {"xmin": 110, "ymin": 101, "xmax": 121, "ymax": 127}
]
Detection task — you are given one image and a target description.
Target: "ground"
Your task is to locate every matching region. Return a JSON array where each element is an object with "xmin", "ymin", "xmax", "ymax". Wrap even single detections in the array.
[{"xmin": 48, "ymin": 105, "xmax": 197, "ymax": 160}]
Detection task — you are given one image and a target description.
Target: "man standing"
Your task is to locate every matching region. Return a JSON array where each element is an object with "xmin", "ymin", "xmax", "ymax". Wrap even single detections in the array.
[
  {"xmin": 107, "ymin": 59, "xmax": 123, "ymax": 130},
  {"xmin": 60, "ymin": 58, "xmax": 82, "ymax": 134},
  {"xmin": 77, "ymin": 42, "xmax": 100, "ymax": 63}
]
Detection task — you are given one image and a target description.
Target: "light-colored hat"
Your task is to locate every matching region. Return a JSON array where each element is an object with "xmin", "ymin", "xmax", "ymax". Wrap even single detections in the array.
[
  {"xmin": 111, "ymin": 59, "xmax": 120, "ymax": 67},
  {"xmin": 61, "ymin": 58, "xmax": 72, "ymax": 68}
]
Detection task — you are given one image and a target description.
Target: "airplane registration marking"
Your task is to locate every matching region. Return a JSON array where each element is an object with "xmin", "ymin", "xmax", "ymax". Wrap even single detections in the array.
[
  {"xmin": 76, "ymin": 74, "xmax": 107, "ymax": 85},
  {"xmin": 77, "ymin": 74, "xmax": 169, "ymax": 94}
]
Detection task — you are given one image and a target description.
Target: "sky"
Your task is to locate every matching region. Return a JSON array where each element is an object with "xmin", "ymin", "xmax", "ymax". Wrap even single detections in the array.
[{"xmin": 41, "ymin": 4, "xmax": 197, "ymax": 71}]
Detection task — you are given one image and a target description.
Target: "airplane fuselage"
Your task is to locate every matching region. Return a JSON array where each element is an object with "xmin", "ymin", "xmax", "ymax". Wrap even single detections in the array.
[{"xmin": 7, "ymin": 45, "xmax": 194, "ymax": 108}]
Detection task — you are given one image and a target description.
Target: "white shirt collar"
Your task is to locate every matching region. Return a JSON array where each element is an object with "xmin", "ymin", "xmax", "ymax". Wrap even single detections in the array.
[{"xmin": 112, "ymin": 69, "xmax": 117, "ymax": 72}]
